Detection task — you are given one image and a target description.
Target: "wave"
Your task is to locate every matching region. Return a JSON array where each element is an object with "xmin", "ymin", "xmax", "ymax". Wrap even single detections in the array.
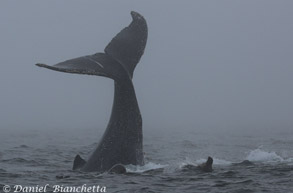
[
  {"xmin": 126, "ymin": 157, "xmax": 233, "ymax": 174},
  {"xmin": 179, "ymin": 149, "xmax": 293, "ymax": 169},
  {"xmin": 1, "ymin": 158, "xmax": 41, "ymax": 165}
]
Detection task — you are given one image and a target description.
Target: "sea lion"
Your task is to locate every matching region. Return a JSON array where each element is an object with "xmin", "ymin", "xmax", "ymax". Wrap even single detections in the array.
[{"xmin": 197, "ymin": 156, "xmax": 213, "ymax": 172}]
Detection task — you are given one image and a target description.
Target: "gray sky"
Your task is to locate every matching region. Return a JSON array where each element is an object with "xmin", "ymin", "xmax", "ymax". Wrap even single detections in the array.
[{"xmin": 0, "ymin": 1, "xmax": 292, "ymax": 132}]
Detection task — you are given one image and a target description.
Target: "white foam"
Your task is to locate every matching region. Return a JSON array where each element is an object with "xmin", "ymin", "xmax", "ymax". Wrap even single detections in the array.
[
  {"xmin": 212, "ymin": 158, "xmax": 232, "ymax": 165},
  {"xmin": 178, "ymin": 157, "xmax": 199, "ymax": 168},
  {"xmin": 127, "ymin": 150, "xmax": 293, "ymax": 173},
  {"xmin": 125, "ymin": 162, "xmax": 167, "ymax": 173},
  {"xmin": 246, "ymin": 148, "xmax": 284, "ymax": 162}
]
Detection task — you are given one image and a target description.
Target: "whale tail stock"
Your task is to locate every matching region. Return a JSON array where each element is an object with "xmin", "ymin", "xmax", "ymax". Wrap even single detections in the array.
[{"xmin": 36, "ymin": 11, "xmax": 147, "ymax": 80}]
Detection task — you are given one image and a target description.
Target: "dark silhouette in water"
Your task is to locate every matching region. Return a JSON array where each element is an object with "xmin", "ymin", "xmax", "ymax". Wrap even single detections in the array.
[
  {"xmin": 197, "ymin": 156, "xmax": 213, "ymax": 172},
  {"xmin": 36, "ymin": 11, "xmax": 148, "ymax": 173},
  {"xmin": 72, "ymin": 155, "xmax": 86, "ymax": 170}
]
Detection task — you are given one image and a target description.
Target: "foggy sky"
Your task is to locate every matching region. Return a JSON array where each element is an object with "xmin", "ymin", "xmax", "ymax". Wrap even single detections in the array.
[{"xmin": 0, "ymin": 1, "xmax": 292, "ymax": 132}]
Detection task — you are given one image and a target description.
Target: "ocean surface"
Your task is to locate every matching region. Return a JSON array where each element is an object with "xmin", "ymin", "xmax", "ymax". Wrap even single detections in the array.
[{"xmin": 0, "ymin": 127, "xmax": 292, "ymax": 193}]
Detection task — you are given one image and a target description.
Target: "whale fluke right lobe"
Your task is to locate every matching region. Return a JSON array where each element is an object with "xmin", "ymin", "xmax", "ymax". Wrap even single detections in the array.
[{"xmin": 105, "ymin": 11, "xmax": 148, "ymax": 78}]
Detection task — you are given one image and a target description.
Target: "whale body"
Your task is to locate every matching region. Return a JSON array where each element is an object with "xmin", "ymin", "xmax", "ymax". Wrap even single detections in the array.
[{"xmin": 36, "ymin": 11, "xmax": 147, "ymax": 172}]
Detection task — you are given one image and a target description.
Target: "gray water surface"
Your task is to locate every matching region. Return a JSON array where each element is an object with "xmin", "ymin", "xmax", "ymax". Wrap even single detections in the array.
[{"xmin": 1, "ymin": 127, "xmax": 292, "ymax": 193}]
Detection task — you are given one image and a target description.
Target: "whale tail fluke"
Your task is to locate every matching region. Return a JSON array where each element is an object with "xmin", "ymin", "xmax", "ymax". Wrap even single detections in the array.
[
  {"xmin": 35, "ymin": 11, "xmax": 147, "ymax": 80},
  {"xmin": 73, "ymin": 154, "xmax": 86, "ymax": 170},
  {"xmin": 36, "ymin": 11, "xmax": 148, "ymax": 173}
]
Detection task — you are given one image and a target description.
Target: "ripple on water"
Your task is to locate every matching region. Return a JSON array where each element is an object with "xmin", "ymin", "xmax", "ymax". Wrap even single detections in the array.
[
  {"xmin": 14, "ymin": 145, "xmax": 30, "ymax": 149},
  {"xmin": 220, "ymin": 170, "xmax": 238, "ymax": 177},
  {"xmin": 212, "ymin": 180, "xmax": 230, "ymax": 187},
  {"xmin": 0, "ymin": 169, "xmax": 7, "ymax": 172},
  {"xmin": 1, "ymin": 158, "xmax": 41, "ymax": 165},
  {"xmin": 181, "ymin": 140, "xmax": 197, "ymax": 148},
  {"xmin": 233, "ymin": 179, "xmax": 253, "ymax": 185},
  {"xmin": 233, "ymin": 188, "xmax": 254, "ymax": 193},
  {"xmin": 0, "ymin": 172, "xmax": 22, "ymax": 178}
]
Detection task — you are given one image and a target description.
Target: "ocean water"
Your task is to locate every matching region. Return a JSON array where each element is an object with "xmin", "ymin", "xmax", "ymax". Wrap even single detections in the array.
[{"xmin": 0, "ymin": 127, "xmax": 292, "ymax": 193}]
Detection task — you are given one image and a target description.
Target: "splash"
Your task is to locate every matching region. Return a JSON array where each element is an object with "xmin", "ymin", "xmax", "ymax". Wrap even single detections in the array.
[
  {"xmin": 125, "ymin": 162, "xmax": 167, "ymax": 173},
  {"xmin": 246, "ymin": 148, "xmax": 284, "ymax": 162},
  {"xmin": 212, "ymin": 158, "xmax": 232, "ymax": 165}
]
